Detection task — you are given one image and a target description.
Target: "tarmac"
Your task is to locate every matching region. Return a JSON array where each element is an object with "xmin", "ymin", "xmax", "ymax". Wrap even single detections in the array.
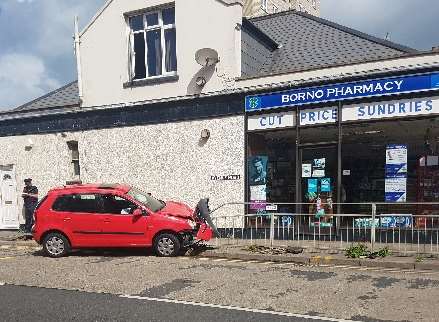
[{"xmin": 1, "ymin": 229, "xmax": 439, "ymax": 272}]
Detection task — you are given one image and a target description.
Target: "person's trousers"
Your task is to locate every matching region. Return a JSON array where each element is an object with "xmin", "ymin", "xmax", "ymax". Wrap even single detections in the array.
[{"xmin": 24, "ymin": 206, "xmax": 36, "ymax": 233}]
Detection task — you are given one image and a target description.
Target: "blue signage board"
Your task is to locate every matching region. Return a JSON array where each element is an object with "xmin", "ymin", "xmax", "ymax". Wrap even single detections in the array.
[{"xmin": 245, "ymin": 73, "xmax": 439, "ymax": 112}]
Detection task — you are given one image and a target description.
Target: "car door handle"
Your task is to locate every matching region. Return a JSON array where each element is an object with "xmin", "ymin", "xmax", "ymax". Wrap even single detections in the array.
[
  {"xmin": 63, "ymin": 217, "xmax": 71, "ymax": 222},
  {"xmin": 103, "ymin": 218, "xmax": 111, "ymax": 223}
]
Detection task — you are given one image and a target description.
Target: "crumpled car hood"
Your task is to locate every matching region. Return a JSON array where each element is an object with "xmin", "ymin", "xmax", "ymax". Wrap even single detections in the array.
[{"xmin": 159, "ymin": 201, "xmax": 194, "ymax": 219}]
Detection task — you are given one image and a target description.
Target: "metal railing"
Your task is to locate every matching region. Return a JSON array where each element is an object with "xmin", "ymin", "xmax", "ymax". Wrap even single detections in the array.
[{"xmin": 208, "ymin": 202, "xmax": 439, "ymax": 255}]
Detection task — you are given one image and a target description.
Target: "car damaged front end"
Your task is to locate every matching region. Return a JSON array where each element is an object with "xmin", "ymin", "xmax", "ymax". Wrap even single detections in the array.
[{"xmin": 159, "ymin": 199, "xmax": 217, "ymax": 247}]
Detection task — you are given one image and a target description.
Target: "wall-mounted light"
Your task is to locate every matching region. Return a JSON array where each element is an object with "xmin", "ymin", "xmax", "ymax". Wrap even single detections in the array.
[{"xmin": 201, "ymin": 129, "xmax": 211, "ymax": 140}]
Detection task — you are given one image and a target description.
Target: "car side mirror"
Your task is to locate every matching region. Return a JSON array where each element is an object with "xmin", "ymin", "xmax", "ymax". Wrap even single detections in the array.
[{"xmin": 133, "ymin": 208, "xmax": 146, "ymax": 217}]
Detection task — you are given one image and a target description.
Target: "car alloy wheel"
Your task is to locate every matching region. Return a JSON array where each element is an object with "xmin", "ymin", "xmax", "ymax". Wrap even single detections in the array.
[
  {"xmin": 154, "ymin": 233, "xmax": 181, "ymax": 257},
  {"xmin": 43, "ymin": 232, "xmax": 70, "ymax": 258}
]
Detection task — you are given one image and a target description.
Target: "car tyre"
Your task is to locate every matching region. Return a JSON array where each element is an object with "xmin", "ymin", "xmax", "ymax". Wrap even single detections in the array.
[
  {"xmin": 154, "ymin": 233, "xmax": 181, "ymax": 257},
  {"xmin": 42, "ymin": 232, "xmax": 70, "ymax": 258}
]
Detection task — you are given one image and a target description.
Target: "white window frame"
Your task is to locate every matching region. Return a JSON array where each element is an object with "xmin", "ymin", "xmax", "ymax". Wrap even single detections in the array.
[
  {"xmin": 129, "ymin": 7, "xmax": 177, "ymax": 81},
  {"xmin": 312, "ymin": 0, "xmax": 316, "ymax": 9},
  {"xmin": 272, "ymin": 4, "xmax": 278, "ymax": 13},
  {"xmin": 261, "ymin": 0, "xmax": 268, "ymax": 11}
]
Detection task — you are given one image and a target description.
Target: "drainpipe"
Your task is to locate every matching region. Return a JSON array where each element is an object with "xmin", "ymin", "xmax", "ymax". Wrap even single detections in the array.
[{"xmin": 74, "ymin": 16, "xmax": 83, "ymax": 107}]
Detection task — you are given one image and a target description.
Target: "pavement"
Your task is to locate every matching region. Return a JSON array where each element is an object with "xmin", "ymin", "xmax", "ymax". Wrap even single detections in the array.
[{"xmin": 2, "ymin": 230, "xmax": 438, "ymax": 272}]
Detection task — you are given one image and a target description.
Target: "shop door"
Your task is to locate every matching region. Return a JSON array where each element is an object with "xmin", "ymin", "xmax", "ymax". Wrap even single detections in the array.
[
  {"xmin": 299, "ymin": 145, "xmax": 337, "ymax": 228},
  {"xmin": 0, "ymin": 168, "xmax": 19, "ymax": 229}
]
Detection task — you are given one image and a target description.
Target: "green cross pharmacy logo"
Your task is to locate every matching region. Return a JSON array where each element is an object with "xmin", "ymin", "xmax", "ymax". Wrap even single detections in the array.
[{"xmin": 248, "ymin": 97, "xmax": 261, "ymax": 109}]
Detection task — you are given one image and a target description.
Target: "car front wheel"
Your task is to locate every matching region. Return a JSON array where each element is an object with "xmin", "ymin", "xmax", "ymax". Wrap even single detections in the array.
[
  {"xmin": 154, "ymin": 233, "xmax": 181, "ymax": 257},
  {"xmin": 42, "ymin": 232, "xmax": 70, "ymax": 258}
]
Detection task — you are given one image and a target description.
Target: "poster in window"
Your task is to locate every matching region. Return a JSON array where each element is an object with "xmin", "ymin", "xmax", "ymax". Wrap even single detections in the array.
[
  {"xmin": 249, "ymin": 156, "xmax": 268, "ymax": 185},
  {"xmin": 312, "ymin": 158, "xmax": 325, "ymax": 177},
  {"xmin": 385, "ymin": 144, "xmax": 407, "ymax": 178},
  {"xmin": 302, "ymin": 164, "xmax": 311, "ymax": 178},
  {"xmin": 308, "ymin": 179, "xmax": 318, "ymax": 193},
  {"xmin": 385, "ymin": 178, "xmax": 407, "ymax": 202},
  {"xmin": 250, "ymin": 185, "xmax": 266, "ymax": 201},
  {"xmin": 321, "ymin": 178, "xmax": 331, "ymax": 192}
]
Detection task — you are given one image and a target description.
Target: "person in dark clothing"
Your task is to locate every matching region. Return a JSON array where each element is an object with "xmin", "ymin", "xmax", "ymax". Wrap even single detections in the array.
[{"xmin": 22, "ymin": 178, "xmax": 38, "ymax": 234}]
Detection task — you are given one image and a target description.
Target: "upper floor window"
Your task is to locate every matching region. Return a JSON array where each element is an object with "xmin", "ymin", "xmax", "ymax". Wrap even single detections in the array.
[
  {"xmin": 261, "ymin": 0, "xmax": 268, "ymax": 11},
  {"xmin": 129, "ymin": 7, "xmax": 177, "ymax": 80}
]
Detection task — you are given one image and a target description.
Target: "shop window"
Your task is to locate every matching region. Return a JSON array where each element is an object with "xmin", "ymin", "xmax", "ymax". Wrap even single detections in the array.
[
  {"xmin": 341, "ymin": 117, "xmax": 439, "ymax": 223},
  {"xmin": 129, "ymin": 7, "xmax": 177, "ymax": 80},
  {"xmin": 247, "ymin": 129, "xmax": 297, "ymax": 227}
]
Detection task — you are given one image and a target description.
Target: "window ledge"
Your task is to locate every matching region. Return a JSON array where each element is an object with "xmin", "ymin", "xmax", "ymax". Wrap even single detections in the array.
[{"xmin": 123, "ymin": 74, "xmax": 179, "ymax": 88}]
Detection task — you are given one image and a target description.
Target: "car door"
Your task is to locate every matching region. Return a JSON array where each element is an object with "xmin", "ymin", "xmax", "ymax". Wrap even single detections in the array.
[
  {"xmin": 99, "ymin": 193, "xmax": 149, "ymax": 247},
  {"xmin": 52, "ymin": 193, "xmax": 106, "ymax": 247}
]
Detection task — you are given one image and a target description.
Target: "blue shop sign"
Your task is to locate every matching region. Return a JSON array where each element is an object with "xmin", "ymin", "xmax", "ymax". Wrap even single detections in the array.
[{"xmin": 245, "ymin": 73, "xmax": 439, "ymax": 112}]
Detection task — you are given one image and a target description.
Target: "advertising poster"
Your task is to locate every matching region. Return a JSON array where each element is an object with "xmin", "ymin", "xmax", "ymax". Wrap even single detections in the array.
[
  {"xmin": 312, "ymin": 158, "xmax": 326, "ymax": 177},
  {"xmin": 250, "ymin": 185, "xmax": 266, "ymax": 201},
  {"xmin": 385, "ymin": 145, "xmax": 407, "ymax": 202},
  {"xmin": 385, "ymin": 178, "xmax": 407, "ymax": 202},
  {"xmin": 354, "ymin": 218, "xmax": 379, "ymax": 228},
  {"xmin": 249, "ymin": 156, "xmax": 268, "ymax": 185},
  {"xmin": 380, "ymin": 216, "xmax": 412, "ymax": 229},
  {"xmin": 249, "ymin": 185, "xmax": 267, "ymax": 211},
  {"xmin": 386, "ymin": 144, "xmax": 408, "ymax": 178},
  {"xmin": 308, "ymin": 179, "xmax": 318, "ymax": 193},
  {"xmin": 321, "ymin": 178, "xmax": 331, "ymax": 192},
  {"xmin": 302, "ymin": 164, "xmax": 311, "ymax": 178}
]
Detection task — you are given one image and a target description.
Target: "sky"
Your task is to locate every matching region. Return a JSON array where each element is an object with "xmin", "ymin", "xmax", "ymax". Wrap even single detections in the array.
[{"xmin": 0, "ymin": 0, "xmax": 438, "ymax": 110}]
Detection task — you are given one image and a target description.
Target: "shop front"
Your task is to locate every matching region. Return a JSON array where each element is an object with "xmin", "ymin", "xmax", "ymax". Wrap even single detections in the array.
[{"xmin": 245, "ymin": 71, "xmax": 439, "ymax": 232}]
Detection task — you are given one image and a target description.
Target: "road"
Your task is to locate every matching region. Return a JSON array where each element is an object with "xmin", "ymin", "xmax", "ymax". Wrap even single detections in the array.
[{"xmin": 1, "ymin": 245, "xmax": 439, "ymax": 321}]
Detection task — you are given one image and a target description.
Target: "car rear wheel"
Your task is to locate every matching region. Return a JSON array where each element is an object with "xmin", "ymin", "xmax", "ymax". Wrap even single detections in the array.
[
  {"xmin": 154, "ymin": 233, "xmax": 181, "ymax": 257},
  {"xmin": 43, "ymin": 232, "xmax": 70, "ymax": 258}
]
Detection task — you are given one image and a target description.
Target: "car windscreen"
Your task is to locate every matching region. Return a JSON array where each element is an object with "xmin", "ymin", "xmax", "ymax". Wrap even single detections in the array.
[{"xmin": 127, "ymin": 188, "xmax": 164, "ymax": 213}]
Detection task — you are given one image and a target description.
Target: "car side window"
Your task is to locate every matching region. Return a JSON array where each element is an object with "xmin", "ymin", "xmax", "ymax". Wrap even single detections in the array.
[
  {"xmin": 100, "ymin": 194, "xmax": 138, "ymax": 215},
  {"xmin": 52, "ymin": 194, "xmax": 102, "ymax": 213}
]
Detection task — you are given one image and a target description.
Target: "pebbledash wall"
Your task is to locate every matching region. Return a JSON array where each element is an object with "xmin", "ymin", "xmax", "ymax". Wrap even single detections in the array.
[{"xmin": 0, "ymin": 113, "xmax": 245, "ymax": 225}]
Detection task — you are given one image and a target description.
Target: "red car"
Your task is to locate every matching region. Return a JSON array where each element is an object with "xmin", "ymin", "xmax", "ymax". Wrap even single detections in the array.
[{"xmin": 32, "ymin": 184, "xmax": 214, "ymax": 258}]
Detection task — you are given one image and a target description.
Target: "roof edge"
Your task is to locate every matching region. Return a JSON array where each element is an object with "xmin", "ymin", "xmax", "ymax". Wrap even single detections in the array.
[
  {"xmin": 242, "ymin": 17, "xmax": 279, "ymax": 51},
  {"xmin": 250, "ymin": 9, "xmax": 418, "ymax": 54},
  {"xmin": 80, "ymin": 0, "xmax": 114, "ymax": 37},
  {"xmin": 13, "ymin": 81, "xmax": 79, "ymax": 112},
  {"xmin": 237, "ymin": 50, "xmax": 439, "ymax": 81}
]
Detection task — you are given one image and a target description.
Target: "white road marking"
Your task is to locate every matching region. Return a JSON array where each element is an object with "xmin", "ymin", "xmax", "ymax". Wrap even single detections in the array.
[
  {"xmin": 0, "ymin": 257, "xmax": 14, "ymax": 260},
  {"xmin": 120, "ymin": 294, "xmax": 360, "ymax": 322},
  {"xmin": 0, "ymin": 245, "xmax": 11, "ymax": 249},
  {"xmin": 228, "ymin": 259, "xmax": 244, "ymax": 263},
  {"xmin": 198, "ymin": 257, "xmax": 210, "ymax": 261},
  {"xmin": 0, "ymin": 282, "xmax": 5, "ymax": 286},
  {"xmin": 212, "ymin": 258, "xmax": 228, "ymax": 262}
]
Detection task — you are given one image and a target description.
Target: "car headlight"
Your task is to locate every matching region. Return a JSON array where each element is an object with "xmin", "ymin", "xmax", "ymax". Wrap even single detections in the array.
[{"xmin": 187, "ymin": 219, "xmax": 196, "ymax": 229}]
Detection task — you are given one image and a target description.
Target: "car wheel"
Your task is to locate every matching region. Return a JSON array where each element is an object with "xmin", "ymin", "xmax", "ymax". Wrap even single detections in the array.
[
  {"xmin": 43, "ymin": 232, "xmax": 70, "ymax": 258},
  {"xmin": 154, "ymin": 233, "xmax": 181, "ymax": 257}
]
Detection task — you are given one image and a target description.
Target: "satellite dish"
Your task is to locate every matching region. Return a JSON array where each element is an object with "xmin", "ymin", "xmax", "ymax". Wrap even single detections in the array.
[{"xmin": 195, "ymin": 48, "xmax": 220, "ymax": 67}]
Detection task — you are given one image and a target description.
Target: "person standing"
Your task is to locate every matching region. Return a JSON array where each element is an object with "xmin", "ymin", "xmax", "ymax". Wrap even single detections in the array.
[{"xmin": 22, "ymin": 178, "xmax": 38, "ymax": 235}]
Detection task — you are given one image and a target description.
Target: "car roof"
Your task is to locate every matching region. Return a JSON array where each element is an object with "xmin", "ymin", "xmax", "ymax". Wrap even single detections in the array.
[{"xmin": 49, "ymin": 183, "xmax": 132, "ymax": 194}]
